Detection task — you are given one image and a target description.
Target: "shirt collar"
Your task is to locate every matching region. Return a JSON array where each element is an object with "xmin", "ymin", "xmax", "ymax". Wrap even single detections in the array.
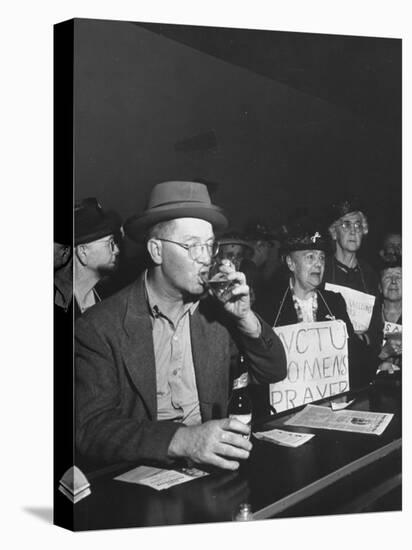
[
  {"xmin": 289, "ymin": 277, "xmax": 316, "ymax": 302},
  {"xmin": 144, "ymin": 269, "xmax": 198, "ymax": 320},
  {"xmin": 334, "ymin": 257, "xmax": 360, "ymax": 274}
]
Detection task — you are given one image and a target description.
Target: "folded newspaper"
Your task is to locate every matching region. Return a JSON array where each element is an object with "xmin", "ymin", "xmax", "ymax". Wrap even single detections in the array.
[
  {"xmin": 115, "ymin": 465, "xmax": 209, "ymax": 491},
  {"xmin": 285, "ymin": 404, "xmax": 393, "ymax": 435},
  {"xmin": 253, "ymin": 428, "xmax": 315, "ymax": 447}
]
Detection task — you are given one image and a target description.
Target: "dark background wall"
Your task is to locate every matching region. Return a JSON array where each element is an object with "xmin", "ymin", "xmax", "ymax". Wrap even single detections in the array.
[{"xmin": 73, "ymin": 18, "xmax": 401, "ymax": 255}]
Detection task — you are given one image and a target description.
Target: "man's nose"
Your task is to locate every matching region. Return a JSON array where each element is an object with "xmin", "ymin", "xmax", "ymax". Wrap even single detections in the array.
[{"xmin": 197, "ymin": 247, "xmax": 212, "ymax": 264}]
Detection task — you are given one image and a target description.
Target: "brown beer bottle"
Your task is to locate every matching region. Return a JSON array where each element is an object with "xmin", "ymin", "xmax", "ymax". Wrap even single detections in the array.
[{"xmin": 228, "ymin": 355, "xmax": 252, "ymax": 433}]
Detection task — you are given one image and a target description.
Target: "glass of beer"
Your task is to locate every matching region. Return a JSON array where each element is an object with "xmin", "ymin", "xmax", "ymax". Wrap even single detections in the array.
[{"xmin": 201, "ymin": 257, "xmax": 240, "ymax": 302}]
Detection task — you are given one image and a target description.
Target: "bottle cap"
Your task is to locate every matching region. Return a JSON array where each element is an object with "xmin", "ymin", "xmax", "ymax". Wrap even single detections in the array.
[{"xmin": 233, "ymin": 503, "xmax": 253, "ymax": 521}]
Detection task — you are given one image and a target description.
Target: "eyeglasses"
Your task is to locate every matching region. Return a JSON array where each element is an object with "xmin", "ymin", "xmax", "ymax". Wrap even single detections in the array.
[
  {"xmin": 156, "ymin": 238, "xmax": 219, "ymax": 261},
  {"xmin": 339, "ymin": 221, "xmax": 363, "ymax": 233},
  {"xmin": 91, "ymin": 237, "xmax": 119, "ymax": 252}
]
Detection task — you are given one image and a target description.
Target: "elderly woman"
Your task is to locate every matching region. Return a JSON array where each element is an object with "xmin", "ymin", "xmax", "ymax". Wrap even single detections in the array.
[
  {"xmin": 260, "ymin": 222, "xmax": 353, "ymax": 328},
  {"xmin": 323, "ymin": 196, "xmax": 381, "ymax": 356},
  {"xmin": 377, "ymin": 259, "xmax": 402, "ymax": 376},
  {"xmin": 255, "ymin": 219, "xmax": 377, "ymax": 412}
]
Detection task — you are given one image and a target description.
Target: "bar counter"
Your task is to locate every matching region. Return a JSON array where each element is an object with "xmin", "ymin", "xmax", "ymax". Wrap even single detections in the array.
[{"xmin": 67, "ymin": 379, "xmax": 401, "ymax": 531}]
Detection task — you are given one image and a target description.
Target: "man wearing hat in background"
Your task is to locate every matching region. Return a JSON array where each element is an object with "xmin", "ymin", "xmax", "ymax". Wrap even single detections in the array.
[
  {"xmin": 75, "ymin": 181, "xmax": 286, "ymax": 471},
  {"xmin": 217, "ymin": 230, "xmax": 254, "ymax": 270},
  {"xmin": 217, "ymin": 230, "xmax": 256, "ymax": 301},
  {"xmin": 243, "ymin": 220, "xmax": 286, "ymax": 308},
  {"xmin": 54, "ymin": 197, "xmax": 121, "ymax": 318}
]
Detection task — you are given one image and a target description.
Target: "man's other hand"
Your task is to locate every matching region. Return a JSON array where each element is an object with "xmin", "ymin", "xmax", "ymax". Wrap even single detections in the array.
[{"xmin": 168, "ymin": 418, "xmax": 252, "ymax": 470}]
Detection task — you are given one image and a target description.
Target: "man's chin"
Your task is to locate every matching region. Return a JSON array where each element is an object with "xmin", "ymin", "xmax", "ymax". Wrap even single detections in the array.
[
  {"xmin": 193, "ymin": 282, "xmax": 208, "ymax": 297},
  {"xmin": 182, "ymin": 286, "xmax": 207, "ymax": 302},
  {"xmin": 98, "ymin": 264, "xmax": 119, "ymax": 277}
]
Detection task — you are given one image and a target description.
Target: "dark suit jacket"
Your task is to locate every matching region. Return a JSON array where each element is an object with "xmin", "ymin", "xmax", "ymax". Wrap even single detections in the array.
[
  {"xmin": 75, "ymin": 275, "xmax": 286, "ymax": 466},
  {"xmin": 255, "ymin": 285, "xmax": 378, "ymax": 393}
]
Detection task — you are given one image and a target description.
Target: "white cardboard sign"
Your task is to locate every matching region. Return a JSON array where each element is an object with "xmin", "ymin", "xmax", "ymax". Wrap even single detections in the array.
[
  {"xmin": 324, "ymin": 283, "xmax": 375, "ymax": 332},
  {"xmin": 383, "ymin": 321, "xmax": 402, "ymax": 336},
  {"xmin": 270, "ymin": 320, "xmax": 349, "ymax": 412}
]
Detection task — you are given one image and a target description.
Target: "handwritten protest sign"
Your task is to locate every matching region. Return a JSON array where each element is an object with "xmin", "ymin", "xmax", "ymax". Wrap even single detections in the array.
[
  {"xmin": 270, "ymin": 320, "xmax": 349, "ymax": 412},
  {"xmin": 382, "ymin": 321, "xmax": 402, "ymax": 350},
  {"xmin": 324, "ymin": 283, "xmax": 375, "ymax": 333},
  {"xmin": 383, "ymin": 321, "xmax": 402, "ymax": 337}
]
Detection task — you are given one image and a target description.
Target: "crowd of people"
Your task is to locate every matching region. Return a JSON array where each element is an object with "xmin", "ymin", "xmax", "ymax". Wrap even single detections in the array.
[{"xmin": 54, "ymin": 181, "xmax": 402, "ymax": 471}]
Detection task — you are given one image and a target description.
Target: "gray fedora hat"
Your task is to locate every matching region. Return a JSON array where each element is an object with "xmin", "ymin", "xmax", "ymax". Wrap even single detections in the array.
[{"xmin": 124, "ymin": 181, "xmax": 228, "ymax": 242}]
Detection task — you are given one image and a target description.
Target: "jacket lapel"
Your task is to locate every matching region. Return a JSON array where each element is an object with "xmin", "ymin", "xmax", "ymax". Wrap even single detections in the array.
[
  {"xmin": 120, "ymin": 276, "xmax": 157, "ymax": 419},
  {"xmin": 276, "ymin": 288, "xmax": 334, "ymax": 325},
  {"xmin": 190, "ymin": 306, "xmax": 216, "ymax": 418}
]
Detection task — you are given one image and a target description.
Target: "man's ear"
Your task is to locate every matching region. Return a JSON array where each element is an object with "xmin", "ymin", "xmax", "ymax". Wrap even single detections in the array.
[
  {"xmin": 75, "ymin": 244, "xmax": 88, "ymax": 266},
  {"xmin": 285, "ymin": 254, "xmax": 295, "ymax": 272},
  {"xmin": 147, "ymin": 238, "xmax": 163, "ymax": 265}
]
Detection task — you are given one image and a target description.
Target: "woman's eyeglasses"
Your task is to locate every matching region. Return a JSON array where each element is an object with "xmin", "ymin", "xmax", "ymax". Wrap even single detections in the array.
[{"xmin": 339, "ymin": 221, "xmax": 363, "ymax": 233}]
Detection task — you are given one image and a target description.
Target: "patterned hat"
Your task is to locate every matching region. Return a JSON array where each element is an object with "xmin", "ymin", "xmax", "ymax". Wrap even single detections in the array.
[{"xmin": 280, "ymin": 218, "xmax": 330, "ymax": 255}]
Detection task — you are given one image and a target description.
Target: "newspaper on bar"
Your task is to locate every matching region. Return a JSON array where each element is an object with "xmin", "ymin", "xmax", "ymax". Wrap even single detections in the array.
[
  {"xmin": 324, "ymin": 283, "xmax": 375, "ymax": 332},
  {"xmin": 253, "ymin": 428, "xmax": 315, "ymax": 447},
  {"xmin": 115, "ymin": 465, "xmax": 209, "ymax": 491},
  {"xmin": 270, "ymin": 320, "xmax": 349, "ymax": 412},
  {"xmin": 285, "ymin": 404, "xmax": 393, "ymax": 436}
]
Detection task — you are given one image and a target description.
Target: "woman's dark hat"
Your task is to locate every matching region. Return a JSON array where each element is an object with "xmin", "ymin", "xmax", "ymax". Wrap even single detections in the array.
[
  {"xmin": 75, "ymin": 198, "xmax": 122, "ymax": 246},
  {"xmin": 124, "ymin": 181, "xmax": 228, "ymax": 242},
  {"xmin": 328, "ymin": 195, "xmax": 366, "ymax": 225},
  {"xmin": 378, "ymin": 255, "xmax": 402, "ymax": 272},
  {"xmin": 244, "ymin": 220, "xmax": 282, "ymax": 242},
  {"xmin": 218, "ymin": 231, "xmax": 254, "ymax": 254},
  {"xmin": 280, "ymin": 218, "xmax": 330, "ymax": 255}
]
